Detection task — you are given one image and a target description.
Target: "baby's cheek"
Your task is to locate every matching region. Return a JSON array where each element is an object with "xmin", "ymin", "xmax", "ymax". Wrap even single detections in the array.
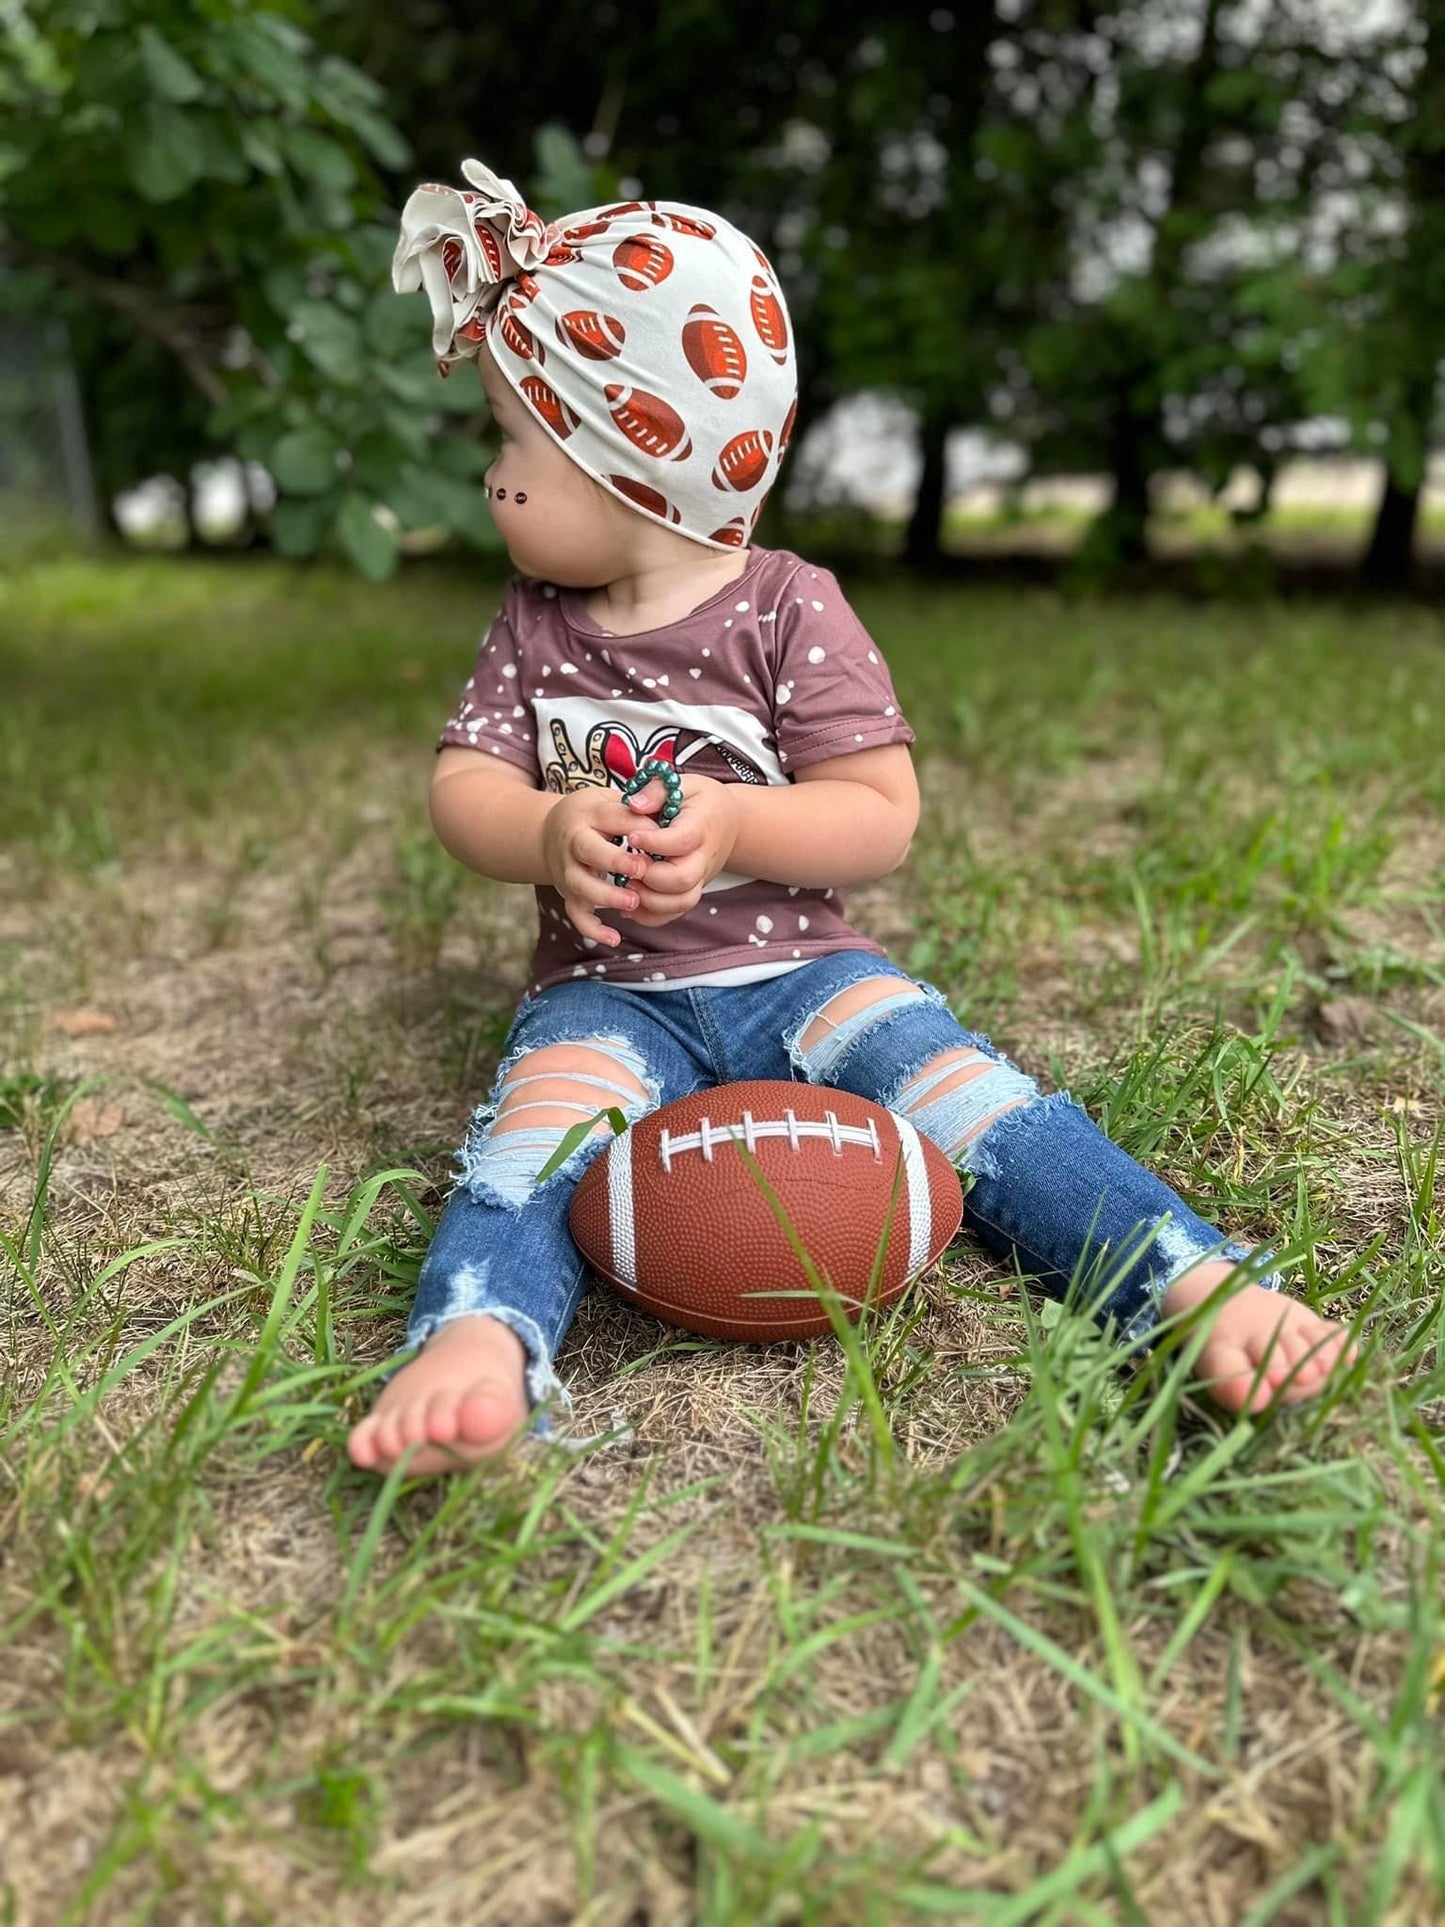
[{"xmin": 486, "ymin": 471, "xmax": 532, "ymax": 514}]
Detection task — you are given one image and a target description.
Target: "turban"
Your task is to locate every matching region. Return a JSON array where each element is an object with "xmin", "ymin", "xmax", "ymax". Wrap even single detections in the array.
[{"xmin": 393, "ymin": 159, "xmax": 798, "ymax": 551}]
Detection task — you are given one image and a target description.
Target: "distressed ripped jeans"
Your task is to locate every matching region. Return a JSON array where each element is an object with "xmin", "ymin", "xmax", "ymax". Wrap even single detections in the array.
[{"xmin": 406, "ymin": 950, "xmax": 1279, "ymax": 1434}]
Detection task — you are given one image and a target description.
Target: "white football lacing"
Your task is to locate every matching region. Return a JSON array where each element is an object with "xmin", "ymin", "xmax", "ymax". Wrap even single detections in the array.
[{"xmin": 657, "ymin": 1109, "xmax": 882, "ymax": 1173}]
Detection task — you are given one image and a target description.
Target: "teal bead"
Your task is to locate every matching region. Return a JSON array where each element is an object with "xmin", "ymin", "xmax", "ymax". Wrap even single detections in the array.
[{"xmin": 610, "ymin": 758, "xmax": 681, "ymax": 877}]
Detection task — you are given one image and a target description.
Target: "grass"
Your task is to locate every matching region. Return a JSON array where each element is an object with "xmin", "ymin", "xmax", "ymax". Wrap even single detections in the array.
[{"xmin": 1, "ymin": 553, "xmax": 1443, "ymax": 1921}]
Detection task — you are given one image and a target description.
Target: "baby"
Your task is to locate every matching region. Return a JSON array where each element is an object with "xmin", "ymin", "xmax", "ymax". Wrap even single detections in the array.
[{"xmin": 348, "ymin": 162, "xmax": 1355, "ymax": 1476}]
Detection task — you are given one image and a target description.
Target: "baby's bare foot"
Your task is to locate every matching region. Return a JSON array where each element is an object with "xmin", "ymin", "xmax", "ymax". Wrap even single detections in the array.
[
  {"xmin": 1160, "ymin": 1262, "xmax": 1358, "ymax": 1414},
  {"xmin": 347, "ymin": 1315, "xmax": 530, "ymax": 1476}
]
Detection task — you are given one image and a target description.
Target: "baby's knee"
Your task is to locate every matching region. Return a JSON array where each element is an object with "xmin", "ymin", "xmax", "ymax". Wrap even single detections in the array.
[
  {"xmin": 891, "ymin": 1044, "xmax": 1041, "ymax": 1168},
  {"xmin": 791, "ymin": 975, "xmax": 932, "ymax": 1080},
  {"xmin": 462, "ymin": 1034, "xmax": 657, "ymax": 1205}
]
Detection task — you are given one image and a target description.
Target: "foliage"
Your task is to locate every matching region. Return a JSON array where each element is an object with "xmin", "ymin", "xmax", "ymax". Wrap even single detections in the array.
[
  {"xmin": 0, "ymin": 0, "xmax": 498, "ymax": 577},
  {"xmin": 5, "ymin": 1, "xmax": 1445, "ymax": 579}
]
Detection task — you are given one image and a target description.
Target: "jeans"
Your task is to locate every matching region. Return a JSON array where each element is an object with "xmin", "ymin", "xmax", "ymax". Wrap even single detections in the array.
[{"xmin": 406, "ymin": 951, "xmax": 1278, "ymax": 1432}]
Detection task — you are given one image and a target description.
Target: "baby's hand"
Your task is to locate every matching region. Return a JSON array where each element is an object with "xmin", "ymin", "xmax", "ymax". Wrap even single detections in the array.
[
  {"xmin": 541, "ymin": 787, "xmax": 651, "ymax": 947},
  {"xmin": 622, "ymin": 774, "xmax": 739, "ymax": 927}
]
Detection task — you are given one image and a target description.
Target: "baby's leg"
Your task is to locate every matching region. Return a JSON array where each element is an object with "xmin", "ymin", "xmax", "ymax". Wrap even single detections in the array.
[
  {"xmin": 349, "ymin": 1035, "xmax": 658, "ymax": 1476},
  {"xmin": 788, "ymin": 972, "xmax": 1356, "ymax": 1413}
]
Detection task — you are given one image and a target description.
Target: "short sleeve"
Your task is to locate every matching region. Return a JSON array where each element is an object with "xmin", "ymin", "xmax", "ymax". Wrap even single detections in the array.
[
  {"xmin": 437, "ymin": 589, "xmax": 539, "ymax": 779},
  {"xmin": 768, "ymin": 566, "xmax": 915, "ymax": 772}
]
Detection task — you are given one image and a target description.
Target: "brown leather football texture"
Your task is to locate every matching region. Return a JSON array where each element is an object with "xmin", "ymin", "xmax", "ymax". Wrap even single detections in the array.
[{"xmin": 569, "ymin": 1080, "xmax": 963, "ymax": 1341}]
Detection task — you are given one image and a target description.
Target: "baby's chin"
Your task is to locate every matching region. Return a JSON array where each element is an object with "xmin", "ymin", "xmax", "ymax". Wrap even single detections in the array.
[{"xmin": 503, "ymin": 542, "xmax": 631, "ymax": 588}]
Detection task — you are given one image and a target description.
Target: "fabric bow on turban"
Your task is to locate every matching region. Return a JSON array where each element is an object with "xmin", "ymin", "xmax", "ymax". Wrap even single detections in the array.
[{"xmin": 392, "ymin": 158, "xmax": 798, "ymax": 551}]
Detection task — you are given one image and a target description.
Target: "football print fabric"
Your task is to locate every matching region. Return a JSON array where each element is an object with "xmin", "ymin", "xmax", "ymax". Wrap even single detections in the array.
[{"xmin": 393, "ymin": 158, "xmax": 798, "ymax": 551}]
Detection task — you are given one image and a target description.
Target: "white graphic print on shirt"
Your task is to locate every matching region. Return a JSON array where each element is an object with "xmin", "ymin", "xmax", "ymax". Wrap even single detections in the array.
[{"xmin": 536, "ymin": 694, "xmax": 780, "ymax": 894}]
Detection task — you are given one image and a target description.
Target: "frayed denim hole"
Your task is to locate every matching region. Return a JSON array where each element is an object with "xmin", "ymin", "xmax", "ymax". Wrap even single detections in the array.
[
  {"xmin": 1222, "ymin": 1238, "xmax": 1284, "ymax": 1292},
  {"xmin": 905, "ymin": 1069, "xmax": 1041, "ymax": 1169},
  {"xmin": 953, "ymin": 1087, "xmax": 1076, "ymax": 1181},
  {"xmin": 875, "ymin": 1046, "xmax": 978, "ymax": 1113},
  {"xmin": 906, "ymin": 977, "xmax": 954, "ymax": 1012},
  {"xmin": 453, "ymin": 1031, "xmax": 660, "ymax": 1205},
  {"xmin": 784, "ymin": 989, "xmax": 931, "ymax": 1084}
]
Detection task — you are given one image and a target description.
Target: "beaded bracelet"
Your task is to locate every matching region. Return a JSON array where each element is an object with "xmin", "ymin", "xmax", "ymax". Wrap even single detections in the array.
[{"xmin": 610, "ymin": 757, "xmax": 682, "ymax": 886}]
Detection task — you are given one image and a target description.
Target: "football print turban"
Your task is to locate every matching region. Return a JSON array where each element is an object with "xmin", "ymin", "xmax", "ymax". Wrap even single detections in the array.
[{"xmin": 392, "ymin": 158, "xmax": 798, "ymax": 551}]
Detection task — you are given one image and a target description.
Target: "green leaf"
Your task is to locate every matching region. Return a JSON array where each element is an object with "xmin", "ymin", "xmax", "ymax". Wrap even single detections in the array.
[
  {"xmin": 283, "ymin": 124, "xmax": 357, "ymax": 196},
  {"xmin": 336, "ymin": 493, "xmax": 398, "ymax": 580},
  {"xmin": 74, "ymin": 34, "xmax": 140, "ymax": 106},
  {"xmin": 363, "ymin": 288, "xmax": 424, "ymax": 360},
  {"xmin": 287, "ymin": 299, "xmax": 365, "ymax": 385},
  {"xmin": 270, "ymin": 494, "xmax": 333, "ymax": 557},
  {"xmin": 348, "ymin": 108, "xmax": 410, "ymax": 172},
  {"xmin": 261, "ymin": 263, "xmax": 307, "ymax": 317},
  {"xmin": 428, "ymin": 435, "xmax": 494, "ymax": 481},
  {"xmin": 240, "ymin": 120, "xmax": 285, "ymax": 176},
  {"xmin": 394, "ymin": 465, "xmax": 497, "ymax": 543},
  {"xmin": 139, "ymin": 27, "xmax": 206, "ymax": 105},
  {"xmin": 226, "ymin": 17, "xmax": 311, "ymax": 113},
  {"xmin": 532, "ymin": 122, "xmax": 594, "ymax": 219},
  {"xmin": 191, "ymin": 112, "xmax": 250, "ymax": 186},
  {"xmin": 125, "ymin": 102, "xmax": 207, "ymax": 202},
  {"xmin": 270, "ymin": 425, "xmax": 342, "ymax": 495},
  {"xmin": 350, "ymin": 429, "xmax": 412, "ymax": 497},
  {"xmin": 70, "ymin": 193, "xmax": 141, "ymax": 255},
  {"xmin": 376, "ymin": 357, "xmax": 449, "ymax": 408}
]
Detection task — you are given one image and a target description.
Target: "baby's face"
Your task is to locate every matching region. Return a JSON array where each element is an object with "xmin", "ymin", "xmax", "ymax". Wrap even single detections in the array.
[{"xmin": 476, "ymin": 343, "xmax": 632, "ymax": 586}]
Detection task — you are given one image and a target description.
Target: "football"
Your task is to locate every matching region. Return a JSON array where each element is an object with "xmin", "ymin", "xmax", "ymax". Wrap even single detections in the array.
[
  {"xmin": 711, "ymin": 428, "xmax": 774, "ymax": 493},
  {"xmin": 557, "ymin": 308, "xmax": 627, "ymax": 359},
  {"xmin": 682, "ymin": 304, "xmax": 748, "ymax": 399},
  {"xmin": 473, "ymin": 220, "xmax": 504, "ymax": 282},
  {"xmin": 749, "ymin": 275, "xmax": 790, "ymax": 362},
  {"xmin": 605, "ymin": 384, "xmax": 693, "ymax": 460},
  {"xmin": 610, "ymin": 474, "xmax": 682, "ymax": 523},
  {"xmin": 656, "ymin": 211, "xmax": 718, "ymax": 241},
  {"xmin": 519, "ymin": 376, "xmax": 579, "ymax": 440},
  {"xmin": 497, "ymin": 309, "xmax": 544, "ymax": 363},
  {"xmin": 570, "ymin": 1080, "xmax": 963, "ymax": 1341},
  {"xmin": 613, "ymin": 233, "xmax": 675, "ymax": 292}
]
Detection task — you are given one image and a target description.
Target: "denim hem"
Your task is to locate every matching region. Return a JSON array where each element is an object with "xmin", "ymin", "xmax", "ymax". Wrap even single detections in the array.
[
  {"xmin": 401, "ymin": 1301, "xmax": 573, "ymax": 1440},
  {"xmin": 1121, "ymin": 1238, "xmax": 1284, "ymax": 1348}
]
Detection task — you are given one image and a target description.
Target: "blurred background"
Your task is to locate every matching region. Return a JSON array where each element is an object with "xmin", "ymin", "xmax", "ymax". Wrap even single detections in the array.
[{"xmin": 3, "ymin": 0, "xmax": 1443, "ymax": 590}]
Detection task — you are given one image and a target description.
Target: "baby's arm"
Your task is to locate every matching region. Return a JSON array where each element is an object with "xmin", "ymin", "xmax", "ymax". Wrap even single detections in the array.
[
  {"xmin": 430, "ymin": 750, "xmax": 553, "ymax": 882},
  {"xmin": 622, "ymin": 745, "xmax": 918, "ymax": 926},
  {"xmin": 729, "ymin": 744, "xmax": 919, "ymax": 885},
  {"xmin": 431, "ymin": 748, "xmax": 651, "ymax": 947}
]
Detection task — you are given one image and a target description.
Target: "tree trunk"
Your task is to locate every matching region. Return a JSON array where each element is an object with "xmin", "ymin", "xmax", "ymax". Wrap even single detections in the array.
[
  {"xmin": 1091, "ymin": 386, "xmax": 1153, "ymax": 566},
  {"xmin": 1361, "ymin": 468, "xmax": 1422, "ymax": 591},
  {"xmin": 905, "ymin": 412, "xmax": 949, "ymax": 569},
  {"xmin": 1085, "ymin": 0, "xmax": 1222, "ymax": 572},
  {"xmin": 1360, "ymin": 5, "xmax": 1445, "ymax": 591}
]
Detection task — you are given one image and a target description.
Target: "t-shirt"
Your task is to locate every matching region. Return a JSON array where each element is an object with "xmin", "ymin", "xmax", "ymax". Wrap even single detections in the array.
[{"xmin": 438, "ymin": 546, "xmax": 915, "ymax": 995}]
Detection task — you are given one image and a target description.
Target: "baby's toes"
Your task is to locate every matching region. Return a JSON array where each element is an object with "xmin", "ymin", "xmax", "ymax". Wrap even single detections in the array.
[
  {"xmin": 371, "ymin": 1409, "xmax": 407, "ymax": 1466},
  {"xmin": 1264, "ymin": 1328, "xmax": 1319, "ymax": 1396},
  {"xmin": 347, "ymin": 1416, "xmax": 380, "ymax": 1469},
  {"xmin": 456, "ymin": 1383, "xmax": 521, "ymax": 1450},
  {"xmin": 394, "ymin": 1398, "xmax": 434, "ymax": 1451},
  {"xmin": 1306, "ymin": 1326, "xmax": 1356, "ymax": 1382},
  {"xmin": 423, "ymin": 1389, "xmax": 462, "ymax": 1447},
  {"xmin": 1199, "ymin": 1346, "xmax": 1271, "ymax": 1415}
]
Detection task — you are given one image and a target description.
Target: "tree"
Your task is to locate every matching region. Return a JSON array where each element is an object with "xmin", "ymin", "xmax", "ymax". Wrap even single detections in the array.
[
  {"xmin": 1358, "ymin": 2, "xmax": 1445, "ymax": 589},
  {"xmin": 0, "ymin": 0, "xmax": 494, "ymax": 577},
  {"xmin": 1003, "ymin": 0, "xmax": 1377, "ymax": 569}
]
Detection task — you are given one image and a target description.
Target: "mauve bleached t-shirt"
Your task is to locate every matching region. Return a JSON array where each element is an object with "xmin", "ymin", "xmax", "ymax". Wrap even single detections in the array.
[{"xmin": 438, "ymin": 546, "xmax": 915, "ymax": 995}]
